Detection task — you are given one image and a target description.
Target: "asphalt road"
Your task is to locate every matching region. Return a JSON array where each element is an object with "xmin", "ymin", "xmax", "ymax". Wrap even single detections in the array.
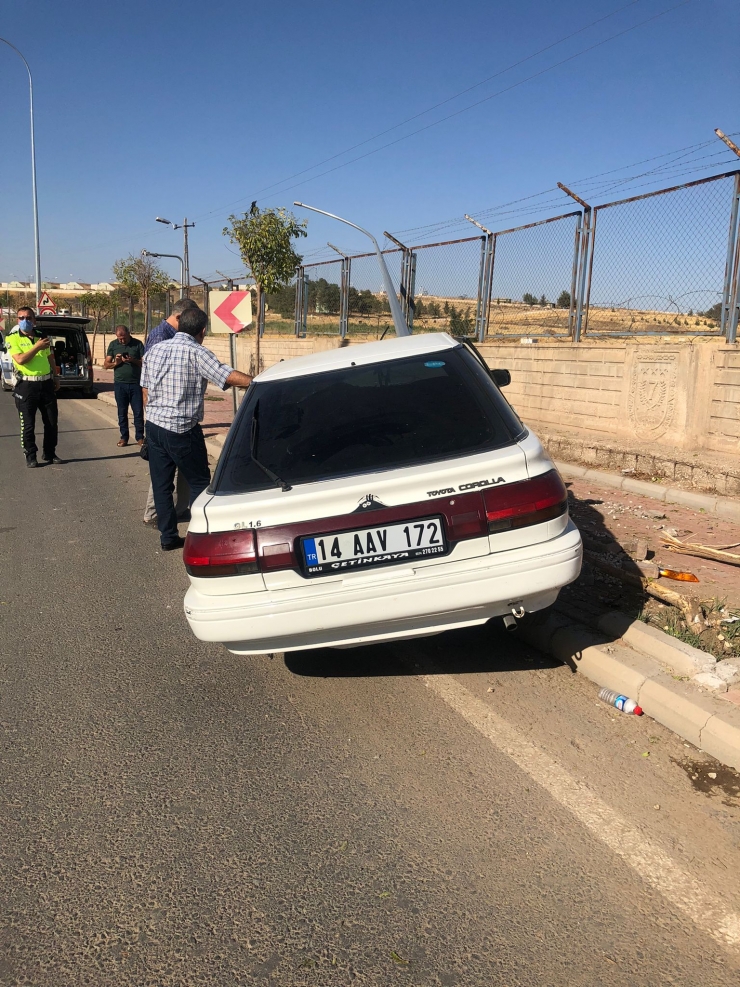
[{"xmin": 2, "ymin": 391, "xmax": 740, "ymax": 986}]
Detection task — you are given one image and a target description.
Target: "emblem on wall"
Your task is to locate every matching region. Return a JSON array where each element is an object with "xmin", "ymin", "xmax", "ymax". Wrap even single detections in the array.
[{"xmin": 627, "ymin": 354, "xmax": 678, "ymax": 439}]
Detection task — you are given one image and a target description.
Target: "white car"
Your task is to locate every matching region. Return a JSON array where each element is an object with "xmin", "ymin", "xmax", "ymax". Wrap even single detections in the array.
[
  {"xmin": 183, "ymin": 332, "xmax": 582, "ymax": 654},
  {"xmin": 0, "ymin": 330, "xmax": 15, "ymax": 391}
]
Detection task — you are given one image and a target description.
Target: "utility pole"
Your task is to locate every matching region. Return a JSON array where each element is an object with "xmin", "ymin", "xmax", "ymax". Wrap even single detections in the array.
[{"xmin": 155, "ymin": 216, "xmax": 195, "ymax": 297}]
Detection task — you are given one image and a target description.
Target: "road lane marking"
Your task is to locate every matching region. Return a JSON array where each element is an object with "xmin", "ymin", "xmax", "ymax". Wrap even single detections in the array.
[{"xmin": 422, "ymin": 673, "xmax": 740, "ymax": 951}]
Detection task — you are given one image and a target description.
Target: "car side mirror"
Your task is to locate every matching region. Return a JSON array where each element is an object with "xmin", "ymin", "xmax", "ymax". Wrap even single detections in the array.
[{"xmin": 491, "ymin": 368, "xmax": 511, "ymax": 387}]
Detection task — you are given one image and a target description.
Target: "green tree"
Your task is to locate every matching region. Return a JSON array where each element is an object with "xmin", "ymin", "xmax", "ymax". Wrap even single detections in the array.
[
  {"xmin": 539, "ymin": 294, "xmax": 547, "ymax": 306},
  {"xmin": 702, "ymin": 302, "xmax": 722, "ymax": 323},
  {"xmin": 223, "ymin": 205, "xmax": 307, "ymax": 338},
  {"xmin": 266, "ymin": 284, "xmax": 296, "ymax": 320},
  {"xmin": 112, "ymin": 255, "xmax": 170, "ymax": 339},
  {"xmin": 523, "ymin": 293, "xmax": 537, "ymax": 306},
  {"xmin": 79, "ymin": 290, "xmax": 117, "ymax": 363},
  {"xmin": 557, "ymin": 290, "xmax": 571, "ymax": 309}
]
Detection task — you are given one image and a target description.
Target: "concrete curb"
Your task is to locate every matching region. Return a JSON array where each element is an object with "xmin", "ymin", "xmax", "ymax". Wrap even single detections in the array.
[
  {"xmin": 518, "ymin": 613, "xmax": 740, "ymax": 770},
  {"xmin": 555, "ymin": 460, "xmax": 740, "ymax": 522}
]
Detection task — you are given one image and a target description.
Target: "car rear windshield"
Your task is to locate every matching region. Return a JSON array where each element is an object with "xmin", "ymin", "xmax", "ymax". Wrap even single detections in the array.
[{"xmin": 213, "ymin": 345, "xmax": 526, "ymax": 494}]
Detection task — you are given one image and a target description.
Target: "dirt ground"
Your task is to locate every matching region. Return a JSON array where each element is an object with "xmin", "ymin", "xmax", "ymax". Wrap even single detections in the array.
[{"xmin": 560, "ymin": 475, "xmax": 740, "ymax": 664}]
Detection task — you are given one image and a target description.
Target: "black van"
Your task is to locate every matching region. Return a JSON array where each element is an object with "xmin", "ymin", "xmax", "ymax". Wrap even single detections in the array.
[{"xmin": 1, "ymin": 315, "xmax": 94, "ymax": 397}]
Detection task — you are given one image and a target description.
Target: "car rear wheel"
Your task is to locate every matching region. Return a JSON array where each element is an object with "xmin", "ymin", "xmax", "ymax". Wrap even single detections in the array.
[{"xmin": 81, "ymin": 387, "xmax": 96, "ymax": 398}]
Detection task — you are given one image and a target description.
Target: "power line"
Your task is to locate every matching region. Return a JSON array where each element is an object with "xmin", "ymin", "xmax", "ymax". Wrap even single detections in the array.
[
  {"xmin": 244, "ymin": 0, "xmax": 699, "ymax": 209},
  {"xmin": 189, "ymin": 0, "xmax": 646, "ymax": 223}
]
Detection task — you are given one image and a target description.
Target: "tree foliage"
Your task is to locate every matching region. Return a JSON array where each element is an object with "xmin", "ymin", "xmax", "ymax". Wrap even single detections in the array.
[
  {"xmin": 557, "ymin": 290, "xmax": 571, "ymax": 309},
  {"xmin": 223, "ymin": 205, "xmax": 307, "ymax": 295},
  {"xmin": 523, "ymin": 292, "xmax": 537, "ymax": 306},
  {"xmin": 79, "ymin": 290, "xmax": 117, "ymax": 358},
  {"xmin": 112, "ymin": 255, "xmax": 170, "ymax": 337},
  {"xmin": 448, "ymin": 305, "xmax": 474, "ymax": 334}
]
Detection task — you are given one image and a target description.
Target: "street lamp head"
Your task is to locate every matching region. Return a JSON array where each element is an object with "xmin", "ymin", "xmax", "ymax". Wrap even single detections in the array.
[{"xmin": 155, "ymin": 217, "xmax": 172, "ymax": 226}]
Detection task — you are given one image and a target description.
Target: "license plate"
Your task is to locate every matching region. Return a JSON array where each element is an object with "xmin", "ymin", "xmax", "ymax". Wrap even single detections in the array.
[{"xmin": 301, "ymin": 516, "xmax": 447, "ymax": 576}]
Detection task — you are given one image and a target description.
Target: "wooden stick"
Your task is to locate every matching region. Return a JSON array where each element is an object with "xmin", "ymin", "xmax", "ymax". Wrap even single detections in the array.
[{"xmin": 660, "ymin": 533, "xmax": 740, "ymax": 568}]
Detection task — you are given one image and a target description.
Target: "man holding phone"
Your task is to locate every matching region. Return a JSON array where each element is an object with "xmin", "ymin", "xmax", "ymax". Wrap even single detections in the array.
[
  {"xmin": 4, "ymin": 306, "xmax": 61, "ymax": 468},
  {"xmin": 104, "ymin": 324, "xmax": 145, "ymax": 447}
]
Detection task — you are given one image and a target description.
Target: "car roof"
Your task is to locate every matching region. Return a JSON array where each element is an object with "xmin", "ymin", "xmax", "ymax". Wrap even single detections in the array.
[
  {"xmin": 36, "ymin": 315, "xmax": 91, "ymax": 328},
  {"xmin": 255, "ymin": 332, "xmax": 461, "ymax": 383}
]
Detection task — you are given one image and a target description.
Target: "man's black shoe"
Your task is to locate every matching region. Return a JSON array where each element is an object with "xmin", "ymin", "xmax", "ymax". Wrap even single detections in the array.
[
  {"xmin": 161, "ymin": 536, "xmax": 186, "ymax": 552},
  {"xmin": 26, "ymin": 456, "xmax": 39, "ymax": 469},
  {"xmin": 42, "ymin": 455, "xmax": 63, "ymax": 465}
]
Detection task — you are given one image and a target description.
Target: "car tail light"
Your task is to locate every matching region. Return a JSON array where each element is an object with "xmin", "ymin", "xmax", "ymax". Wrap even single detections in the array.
[
  {"xmin": 483, "ymin": 469, "xmax": 568, "ymax": 533},
  {"xmin": 183, "ymin": 529, "xmax": 258, "ymax": 577}
]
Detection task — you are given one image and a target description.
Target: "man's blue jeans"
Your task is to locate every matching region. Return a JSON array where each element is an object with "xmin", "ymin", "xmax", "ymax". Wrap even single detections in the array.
[
  {"xmin": 146, "ymin": 420, "xmax": 211, "ymax": 546},
  {"xmin": 114, "ymin": 382, "xmax": 144, "ymax": 442}
]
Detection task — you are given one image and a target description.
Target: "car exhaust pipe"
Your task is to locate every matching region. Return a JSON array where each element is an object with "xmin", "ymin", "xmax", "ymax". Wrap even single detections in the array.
[{"xmin": 503, "ymin": 614, "xmax": 518, "ymax": 632}]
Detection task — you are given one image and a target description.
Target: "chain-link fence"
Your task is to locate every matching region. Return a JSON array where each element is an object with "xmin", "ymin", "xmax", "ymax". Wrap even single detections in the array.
[
  {"xmin": 488, "ymin": 212, "xmax": 581, "ymax": 337},
  {"xmin": 288, "ymin": 168, "xmax": 740, "ymax": 343},
  {"xmin": 413, "ymin": 237, "xmax": 482, "ymax": 335},
  {"xmin": 584, "ymin": 173, "xmax": 740, "ymax": 336}
]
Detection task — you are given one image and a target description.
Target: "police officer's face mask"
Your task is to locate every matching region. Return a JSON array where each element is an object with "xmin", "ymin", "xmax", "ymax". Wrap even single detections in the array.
[{"xmin": 19, "ymin": 318, "xmax": 33, "ymax": 332}]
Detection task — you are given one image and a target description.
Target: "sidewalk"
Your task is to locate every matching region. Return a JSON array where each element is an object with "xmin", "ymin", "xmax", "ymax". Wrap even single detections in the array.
[{"xmin": 93, "ymin": 366, "xmax": 238, "ymax": 443}]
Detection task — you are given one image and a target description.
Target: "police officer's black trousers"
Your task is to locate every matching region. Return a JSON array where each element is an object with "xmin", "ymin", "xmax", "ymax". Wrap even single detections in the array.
[{"xmin": 14, "ymin": 378, "xmax": 58, "ymax": 459}]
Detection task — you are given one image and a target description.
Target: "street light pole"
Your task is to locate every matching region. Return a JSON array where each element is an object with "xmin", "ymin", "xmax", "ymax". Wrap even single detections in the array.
[
  {"xmin": 141, "ymin": 250, "xmax": 184, "ymax": 300},
  {"xmin": 156, "ymin": 216, "xmax": 195, "ymax": 297},
  {"xmin": 1, "ymin": 38, "xmax": 41, "ymax": 304}
]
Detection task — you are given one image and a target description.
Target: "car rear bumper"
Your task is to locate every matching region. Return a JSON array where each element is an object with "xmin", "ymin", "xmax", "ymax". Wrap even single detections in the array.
[{"xmin": 184, "ymin": 521, "xmax": 582, "ymax": 655}]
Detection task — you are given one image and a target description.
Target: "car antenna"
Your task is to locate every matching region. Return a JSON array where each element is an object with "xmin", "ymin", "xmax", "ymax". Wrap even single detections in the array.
[
  {"xmin": 250, "ymin": 400, "xmax": 292, "ymax": 492},
  {"xmin": 293, "ymin": 202, "xmax": 410, "ymax": 338}
]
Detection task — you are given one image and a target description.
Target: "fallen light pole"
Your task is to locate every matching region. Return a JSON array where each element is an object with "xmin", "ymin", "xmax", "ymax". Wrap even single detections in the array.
[{"xmin": 293, "ymin": 203, "xmax": 410, "ymax": 337}]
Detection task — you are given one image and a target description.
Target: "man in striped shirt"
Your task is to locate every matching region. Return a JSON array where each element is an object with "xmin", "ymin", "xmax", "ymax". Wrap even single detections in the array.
[{"xmin": 141, "ymin": 306, "xmax": 252, "ymax": 550}]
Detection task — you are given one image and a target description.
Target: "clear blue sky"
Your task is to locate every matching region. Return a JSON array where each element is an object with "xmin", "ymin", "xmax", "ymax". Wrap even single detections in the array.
[{"xmin": 0, "ymin": 0, "xmax": 738, "ymax": 286}]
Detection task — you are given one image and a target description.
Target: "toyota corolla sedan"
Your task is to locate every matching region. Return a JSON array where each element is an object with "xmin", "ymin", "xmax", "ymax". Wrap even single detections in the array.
[{"xmin": 183, "ymin": 332, "xmax": 582, "ymax": 654}]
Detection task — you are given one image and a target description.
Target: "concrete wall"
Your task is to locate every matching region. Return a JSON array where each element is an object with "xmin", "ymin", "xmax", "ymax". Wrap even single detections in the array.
[{"xmin": 476, "ymin": 338, "xmax": 739, "ymax": 457}]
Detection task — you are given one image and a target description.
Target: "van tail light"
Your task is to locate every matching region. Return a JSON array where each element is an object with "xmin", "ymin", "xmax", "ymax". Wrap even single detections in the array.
[
  {"xmin": 184, "ymin": 529, "xmax": 258, "ymax": 577},
  {"xmin": 483, "ymin": 469, "xmax": 568, "ymax": 533}
]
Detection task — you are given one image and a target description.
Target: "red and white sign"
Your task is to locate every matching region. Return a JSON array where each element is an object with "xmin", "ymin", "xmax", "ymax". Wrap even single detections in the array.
[
  {"xmin": 37, "ymin": 290, "xmax": 57, "ymax": 315},
  {"xmin": 210, "ymin": 290, "xmax": 253, "ymax": 334}
]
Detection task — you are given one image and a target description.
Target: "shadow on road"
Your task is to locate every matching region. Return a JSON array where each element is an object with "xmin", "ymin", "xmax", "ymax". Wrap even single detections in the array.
[{"xmin": 285, "ymin": 622, "xmax": 564, "ymax": 678}]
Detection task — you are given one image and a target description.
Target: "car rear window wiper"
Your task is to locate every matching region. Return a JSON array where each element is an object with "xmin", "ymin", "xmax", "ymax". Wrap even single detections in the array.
[{"xmin": 250, "ymin": 400, "xmax": 292, "ymax": 492}]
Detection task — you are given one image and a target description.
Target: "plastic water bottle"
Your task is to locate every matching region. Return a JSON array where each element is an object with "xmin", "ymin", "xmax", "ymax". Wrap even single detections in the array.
[{"xmin": 598, "ymin": 687, "xmax": 643, "ymax": 715}]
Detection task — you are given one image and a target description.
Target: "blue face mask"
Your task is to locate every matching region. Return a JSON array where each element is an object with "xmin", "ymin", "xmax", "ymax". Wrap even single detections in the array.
[{"xmin": 19, "ymin": 318, "xmax": 33, "ymax": 332}]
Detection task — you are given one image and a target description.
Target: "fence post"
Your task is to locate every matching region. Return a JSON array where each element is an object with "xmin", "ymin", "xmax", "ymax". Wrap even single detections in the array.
[
  {"xmin": 729, "ymin": 226, "xmax": 740, "ymax": 345},
  {"xmin": 721, "ymin": 173, "xmax": 740, "ymax": 339},
  {"xmin": 557, "ymin": 184, "xmax": 592, "ymax": 342},
  {"xmin": 384, "ymin": 232, "xmax": 415, "ymax": 331},
  {"xmin": 294, "ymin": 267, "xmax": 303, "ymax": 336},
  {"xmin": 328, "ymin": 244, "xmax": 351, "ymax": 337},
  {"xmin": 567, "ymin": 213, "xmax": 581, "ymax": 336},
  {"xmin": 464, "ymin": 216, "xmax": 495, "ymax": 343}
]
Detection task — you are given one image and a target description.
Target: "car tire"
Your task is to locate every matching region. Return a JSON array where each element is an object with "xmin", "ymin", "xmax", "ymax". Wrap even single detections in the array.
[
  {"xmin": 82, "ymin": 387, "xmax": 96, "ymax": 399},
  {"xmin": 1, "ymin": 379, "xmax": 11, "ymax": 392}
]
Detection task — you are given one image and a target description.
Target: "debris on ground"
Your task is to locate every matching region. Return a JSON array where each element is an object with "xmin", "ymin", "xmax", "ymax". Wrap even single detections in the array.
[
  {"xmin": 660, "ymin": 532, "xmax": 740, "ymax": 569},
  {"xmin": 561, "ymin": 476, "xmax": 740, "ymax": 665}
]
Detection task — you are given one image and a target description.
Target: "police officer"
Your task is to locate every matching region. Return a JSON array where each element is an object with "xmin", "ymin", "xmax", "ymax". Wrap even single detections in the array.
[{"xmin": 5, "ymin": 306, "xmax": 62, "ymax": 468}]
